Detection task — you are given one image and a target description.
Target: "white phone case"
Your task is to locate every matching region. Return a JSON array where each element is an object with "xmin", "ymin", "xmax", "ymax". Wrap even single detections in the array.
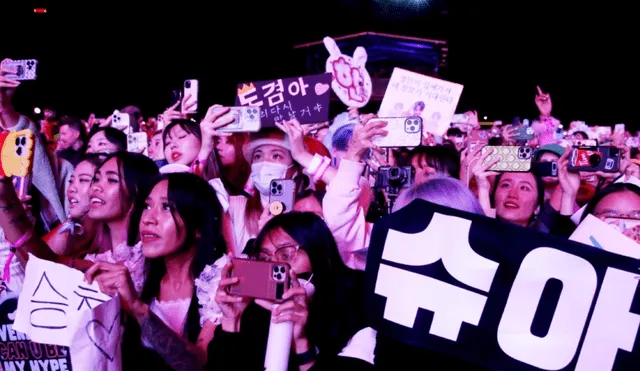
[
  {"xmin": 127, "ymin": 132, "xmax": 148, "ymax": 156},
  {"xmin": 215, "ymin": 107, "xmax": 262, "ymax": 133},
  {"xmin": 183, "ymin": 79, "xmax": 199, "ymax": 114},
  {"xmin": 371, "ymin": 117, "xmax": 422, "ymax": 148}
]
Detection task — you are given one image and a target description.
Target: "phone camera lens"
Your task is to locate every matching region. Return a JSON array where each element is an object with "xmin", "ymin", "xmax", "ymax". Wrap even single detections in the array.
[
  {"xmin": 589, "ymin": 154, "xmax": 602, "ymax": 166},
  {"xmin": 185, "ymin": 81, "xmax": 191, "ymax": 88}
]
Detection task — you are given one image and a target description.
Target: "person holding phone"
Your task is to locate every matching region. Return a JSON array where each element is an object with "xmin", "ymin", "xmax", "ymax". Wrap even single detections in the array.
[{"xmin": 204, "ymin": 212, "xmax": 365, "ymax": 371}]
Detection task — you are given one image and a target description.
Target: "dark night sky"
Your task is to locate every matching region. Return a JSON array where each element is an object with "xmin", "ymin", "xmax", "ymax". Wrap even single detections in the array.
[{"xmin": 2, "ymin": 0, "xmax": 638, "ymax": 128}]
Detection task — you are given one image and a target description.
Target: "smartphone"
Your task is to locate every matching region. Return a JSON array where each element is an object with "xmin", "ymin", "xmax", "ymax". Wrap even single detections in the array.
[
  {"xmin": 614, "ymin": 123, "xmax": 626, "ymax": 134},
  {"xmin": 370, "ymin": 117, "xmax": 422, "ymax": 148},
  {"xmin": 509, "ymin": 125, "xmax": 535, "ymax": 141},
  {"xmin": 214, "ymin": 107, "xmax": 262, "ymax": 133},
  {"xmin": 568, "ymin": 146, "xmax": 621, "ymax": 173},
  {"xmin": 532, "ymin": 161, "xmax": 558, "ymax": 177},
  {"xmin": 111, "ymin": 110, "xmax": 131, "ymax": 133},
  {"xmin": 182, "ymin": 79, "xmax": 199, "ymax": 114},
  {"xmin": 156, "ymin": 114, "xmax": 166, "ymax": 131},
  {"xmin": 170, "ymin": 89, "xmax": 182, "ymax": 107},
  {"xmin": 482, "ymin": 145, "xmax": 533, "ymax": 172},
  {"xmin": 127, "ymin": 132, "xmax": 148, "ymax": 156},
  {"xmin": 0, "ymin": 130, "xmax": 35, "ymax": 197},
  {"xmin": 0, "ymin": 59, "xmax": 38, "ymax": 80},
  {"xmin": 227, "ymin": 259, "xmax": 291, "ymax": 302},
  {"xmin": 468, "ymin": 129, "xmax": 489, "ymax": 154},
  {"xmin": 269, "ymin": 179, "xmax": 295, "ymax": 215}
]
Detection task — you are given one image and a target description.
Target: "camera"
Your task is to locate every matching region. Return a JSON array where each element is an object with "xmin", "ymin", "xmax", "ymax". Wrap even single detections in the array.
[
  {"xmin": 184, "ymin": 80, "xmax": 191, "ymax": 89},
  {"xmin": 375, "ymin": 166, "xmax": 415, "ymax": 191}
]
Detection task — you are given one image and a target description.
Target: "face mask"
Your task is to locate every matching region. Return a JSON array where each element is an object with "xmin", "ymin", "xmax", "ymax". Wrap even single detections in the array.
[{"xmin": 250, "ymin": 162, "xmax": 290, "ymax": 195}]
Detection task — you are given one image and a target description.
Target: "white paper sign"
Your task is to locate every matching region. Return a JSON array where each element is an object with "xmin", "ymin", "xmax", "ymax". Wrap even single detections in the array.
[
  {"xmin": 378, "ymin": 68, "xmax": 463, "ymax": 136},
  {"xmin": 69, "ymin": 296, "xmax": 122, "ymax": 371},
  {"xmin": 570, "ymin": 215, "xmax": 640, "ymax": 259},
  {"xmin": 13, "ymin": 255, "xmax": 122, "ymax": 370}
]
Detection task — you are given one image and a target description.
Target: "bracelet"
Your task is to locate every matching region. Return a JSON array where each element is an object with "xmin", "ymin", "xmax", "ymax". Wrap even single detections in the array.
[
  {"xmin": 3, "ymin": 230, "xmax": 33, "ymax": 283},
  {"xmin": 296, "ymin": 347, "xmax": 317, "ymax": 365},
  {"xmin": 306, "ymin": 153, "xmax": 325, "ymax": 176},
  {"xmin": 313, "ymin": 157, "xmax": 331, "ymax": 183}
]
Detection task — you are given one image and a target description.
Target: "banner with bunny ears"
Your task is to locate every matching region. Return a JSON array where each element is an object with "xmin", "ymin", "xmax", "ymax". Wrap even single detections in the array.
[{"xmin": 323, "ymin": 36, "xmax": 372, "ymax": 108}]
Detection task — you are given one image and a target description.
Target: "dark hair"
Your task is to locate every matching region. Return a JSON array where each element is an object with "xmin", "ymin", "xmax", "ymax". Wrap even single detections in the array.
[
  {"xmin": 404, "ymin": 146, "xmax": 461, "ymax": 179},
  {"xmin": 490, "ymin": 171, "xmax": 545, "ymax": 222},
  {"xmin": 252, "ymin": 212, "xmax": 352, "ymax": 354},
  {"xmin": 580, "ymin": 182, "xmax": 640, "ymax": 222},
  {"xmin": 217, "ymin": 133, "xmax": 250, "ymax": 196},
  {"xmin": 163, "ymin": 119, "xmax": 221, "ymax": 180},
  {"xmin": 573, "ymin": 131, "xmax": 589, "ymax": 140},
  {"xmin": 99, "ymin": 152, "xmax": 159, "ymax": 212},
  {"xmin": 413, "ymin": 101, "xmax": 425, "ymax": 110},
  {"xmin": 129, "ymin": 173, "xmax": 225, "ymax": 342},
  {"xmin": 79, "ymin": 152, "xmax": 107, "ymax": 169},
  {"xmin": 88, "ymin": 127, "xmax": 127, "ymax": 152},
  {"xmin": 59, "ymin": 116, "xmax": 88, "ymax": 143},
  {"xmin": 120, "ymin": 106, "xmax": 142, "ymax": 132}
]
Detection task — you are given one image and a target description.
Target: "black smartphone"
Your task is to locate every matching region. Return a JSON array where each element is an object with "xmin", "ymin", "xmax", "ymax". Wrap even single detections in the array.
[
  {"xmin": 532, "ymin": 161, "xmax": 558, "ymax": 177},
  {"xmin": 170, "ymin": 89, "xmax": 182, "ymax": 107}
]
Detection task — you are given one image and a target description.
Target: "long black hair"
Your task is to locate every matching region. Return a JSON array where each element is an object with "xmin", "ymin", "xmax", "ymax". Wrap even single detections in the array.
[
  {"xmin": 252, "ymin": 212, "xmax": 357, "ymax": 354},
  {"xmin": 163, "ymin": 119, "xmax": 221, "ymax": 181},
  {"xmin": 128, "ymin": 173, "xmax": 226, "ymax": 342}
]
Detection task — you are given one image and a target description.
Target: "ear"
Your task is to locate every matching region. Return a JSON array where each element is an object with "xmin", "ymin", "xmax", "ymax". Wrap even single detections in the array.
[
  {"xmin": 352, "ymin": 47, "xmax": 368, "ymax": 67},
  {"xmin": 323, "ymin": 37, "xmax": 341, "ymax": 58}
]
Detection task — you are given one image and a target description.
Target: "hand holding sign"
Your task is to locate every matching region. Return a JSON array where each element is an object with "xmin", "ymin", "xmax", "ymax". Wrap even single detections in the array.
[
  {"xmin": 85, "ymin": 261, "xmax": 144, "ymax": 315},
  {"xmin": 323, "ymin": 37, "xmax": 372, "ymax": 108}
]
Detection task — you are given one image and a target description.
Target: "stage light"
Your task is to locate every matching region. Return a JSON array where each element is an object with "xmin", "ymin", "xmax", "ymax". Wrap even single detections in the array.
[
  {"xmin": 483, "ymin": 116, "xmax": 488, "ymax": 120},
  {"xmin": 34, "ymin": 107, "xmax": 41, "ymax": 114},
  {"xmin": 34, "ymin": 8, "xmax": 47, "ymax": 14}
]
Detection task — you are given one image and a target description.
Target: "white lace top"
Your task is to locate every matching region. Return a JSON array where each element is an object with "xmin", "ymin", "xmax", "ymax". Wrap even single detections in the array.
[{"xmin": 85, "ymin": 241, "xmax": 146, "ymax": 294}]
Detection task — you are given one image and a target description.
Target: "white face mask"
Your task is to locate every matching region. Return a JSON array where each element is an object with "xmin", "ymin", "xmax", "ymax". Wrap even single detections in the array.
[{"xmin": 250, "ymin": 162, "xmax": 290, "ymax": 195}]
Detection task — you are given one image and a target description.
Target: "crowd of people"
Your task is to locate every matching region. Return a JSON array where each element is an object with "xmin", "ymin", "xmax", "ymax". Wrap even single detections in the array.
[{"xmin": 0, "ymin": 57, "xmax": 639, "ymax": 371}]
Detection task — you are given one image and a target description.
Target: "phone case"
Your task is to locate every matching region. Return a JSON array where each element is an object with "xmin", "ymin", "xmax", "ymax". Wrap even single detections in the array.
[
  {"xmin": 1, "ymin": 59, "xmax": 38, "ymax": 80},
  {"xmin": 573, "ymin": 139, "xmax": 597, "ymax": 147},
  {"xmin": 215, "ymin": 107, "xmax": 262, "ymax": 133},
  {"xmin": 127, "ymin": 132, "xmax": 148, "ymax": 156},
  {"xmin": 468, "ymin": 129, "xmax": 489, "ymax": 153},
  {"xmin": 112, "ymin": 110, "xmax": 131, "ymax": 133},
  {"xmin": 482, "ymin": 145, "xmax": 533, "ymax": 172},
  {"xmin": 183, "ymin": 80, "xmax": 198, "ymax": 114},
  {"xmin": 371, "ymin": 117, "xmax": 422, "ymax": 148},
  {"xmin": 510, "ymin": 125, "xmax": 535, "ymax": 141},
  {"xmin": 228, "ymin": 259, "xmax": 291, "ymax": 302},
  {"xmin": 569, "ymin": 147, "xmax": 620, "ymax": 173},
  {"xmin": 269, "ymin": 179, "xmax": 295, "ymax": 215}
]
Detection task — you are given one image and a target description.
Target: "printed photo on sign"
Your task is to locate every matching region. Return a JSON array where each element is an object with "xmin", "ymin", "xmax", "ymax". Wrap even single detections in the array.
[
  {"xmin": 235, "ymin": 73, "xmax": 331, "ymax": 127},
  {"xmin": 0, "ymin": 286, "xmax": 72, "ymax": 371},
  {"xmin": 378, "ymin": 68, "xmax": 463, "ymax": 137},
  {"xmin": 365, "ymin": 200, "xmax": 640, "ymax": 371}
]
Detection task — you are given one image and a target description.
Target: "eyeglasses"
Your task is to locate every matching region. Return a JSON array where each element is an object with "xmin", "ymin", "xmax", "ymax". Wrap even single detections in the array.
[
  {"xmin": 594, "ymin": 210, "xmax": 640, "ymax": 220},
  {"xmin": 256, "ymin": 245, "xmax": 300, "ymax": 263}
]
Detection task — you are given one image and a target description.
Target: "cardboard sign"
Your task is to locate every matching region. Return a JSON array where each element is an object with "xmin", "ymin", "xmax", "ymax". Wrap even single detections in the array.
[
  {"xmin": 378, "ymin": 68, "xmax": 463, "ymax": 136},
  {"xmin": 235, "ymin": 73, "xmax": 331, "ymax": 127},
  {"xmin": 365, "ymin": 200, "xmax": 640, "ymax": 371},
  {"xmin": 323, "ymin": 36, "xmax": 372, "ymax": 108}
]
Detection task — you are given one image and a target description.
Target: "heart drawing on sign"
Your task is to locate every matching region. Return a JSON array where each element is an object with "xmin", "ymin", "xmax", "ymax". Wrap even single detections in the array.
[
  {"xmin": 314, "ymin": 83, "xmax": 329, "ymax": 96},
  {"xmin": 86, "ymin": 312, "xmax": 120, "ymax": 362}
]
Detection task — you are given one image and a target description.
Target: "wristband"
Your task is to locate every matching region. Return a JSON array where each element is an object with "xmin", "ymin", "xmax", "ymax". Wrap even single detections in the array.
[
  {"xmin": 3, "ymin": 230, "xmax": 33, "ymax": 283},
  {"xmin": 306, "ymin": 154, "xmax": 327, "ymax": 176},
  {"xmin": 313, "ymin": 157, "xmax": 331, "ymax": 183},
  {"xmin": 296, "ymin": 347, "xmax": 317, "ymax": 365}
]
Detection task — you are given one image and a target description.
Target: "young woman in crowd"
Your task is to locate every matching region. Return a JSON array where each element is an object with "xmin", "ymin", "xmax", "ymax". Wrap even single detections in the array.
[
  {"xmin": 86, "ymin": 126, "xmax": 128, "ymax": 154},
  {"xmin": 215, "ymin": 133, "xmax": 251, "ymax": 196},
  {"xmin": 206, "ymin": 212, "xmax": 365, "ymax": 371},
  {"xmin": 44, "ymin": 154, "xmax": 105, "ymax": 257},
  {"xmin": 85, "ymin": 172, "xmax": 226, "ymax": 370}
]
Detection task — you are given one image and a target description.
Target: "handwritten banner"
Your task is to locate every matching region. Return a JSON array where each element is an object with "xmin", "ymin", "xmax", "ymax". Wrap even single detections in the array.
[
  {"xmin": 365, "ymin": 200, "xmax": 640, "ymax": 371},
  {"xmin": 378, "ymin": 68, "xmax": 463, "ymax": 136},
  {"xmin": 0, "ymin": 289, "xmax": 72, "ymax": 371},
  {"xmin": 13, "ymin": 255, "xmax": 121, "ymax": 371},
  {"xmin": 235, "ymin": 73, "xmax": 331, "ymax": 127}
]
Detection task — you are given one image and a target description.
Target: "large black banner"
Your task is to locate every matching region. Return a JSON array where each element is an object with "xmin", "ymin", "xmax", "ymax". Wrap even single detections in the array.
[{"xmin": 365, "ymin": 200, "xmax": 640, "ymax": 371}]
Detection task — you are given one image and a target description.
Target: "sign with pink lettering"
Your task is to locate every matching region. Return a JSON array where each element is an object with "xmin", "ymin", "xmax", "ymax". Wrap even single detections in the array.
[
  {"xmin": 323, "ymin": 36, "xmax": 372, "ymax": 108},
  {"xmin": 235, "ymin": 73, "xmax": 331, "ymax": 127}
]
